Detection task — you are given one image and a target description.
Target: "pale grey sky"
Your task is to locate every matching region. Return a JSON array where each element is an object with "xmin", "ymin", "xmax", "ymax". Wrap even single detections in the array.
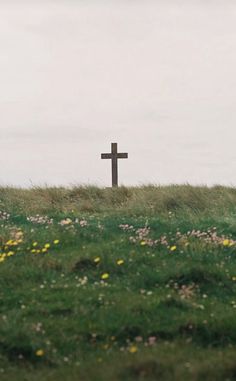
[{"xmin": 0, "ymin": 0, "xmax": 236, "ymax": 187}]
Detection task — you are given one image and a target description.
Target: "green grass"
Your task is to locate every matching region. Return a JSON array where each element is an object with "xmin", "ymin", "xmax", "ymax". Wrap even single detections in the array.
[{"xmin": 1, "ymin": 185, "xmax": 236, "ymax": 380}]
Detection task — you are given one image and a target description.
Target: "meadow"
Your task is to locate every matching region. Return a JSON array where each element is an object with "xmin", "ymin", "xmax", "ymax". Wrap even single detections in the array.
[{"xmin": 1, "ymin": 185, "xmax": 236, "ymax": 380}]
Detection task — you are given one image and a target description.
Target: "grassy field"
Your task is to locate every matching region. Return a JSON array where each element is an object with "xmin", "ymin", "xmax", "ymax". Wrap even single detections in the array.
[{"xmin": 1, "ymin": 185, "xmax": 236, "ymax": 380}]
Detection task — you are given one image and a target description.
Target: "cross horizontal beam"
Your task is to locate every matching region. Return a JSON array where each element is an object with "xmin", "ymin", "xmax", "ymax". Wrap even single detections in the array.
[{"xmin": 101, "ymin": 153, "xmax": 128, "ymax": 159}]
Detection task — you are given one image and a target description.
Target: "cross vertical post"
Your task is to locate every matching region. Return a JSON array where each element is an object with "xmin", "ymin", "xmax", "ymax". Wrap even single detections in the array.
[
  {"xmin": 111, "ymin": 143, "xmax": 118, "ymax": 187},
  {"xmin": 101, "ymin": 142, "xmax": 128, "ymax": 187}
]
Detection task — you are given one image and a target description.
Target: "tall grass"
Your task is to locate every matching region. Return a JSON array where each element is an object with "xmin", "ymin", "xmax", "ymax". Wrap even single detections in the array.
[{"xmin": 1, "ymin": 184, "xmax": 236, "ymax": 215}]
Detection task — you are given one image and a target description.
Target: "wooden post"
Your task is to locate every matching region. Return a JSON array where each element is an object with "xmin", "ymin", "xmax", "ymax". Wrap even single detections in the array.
[
  {"xmin": 111, "ymin": 143, "xmax": 118, "ymax": 187},
  {"xmin": 101, "ymin": 143, "xmax": 128, "ymax": 187}
]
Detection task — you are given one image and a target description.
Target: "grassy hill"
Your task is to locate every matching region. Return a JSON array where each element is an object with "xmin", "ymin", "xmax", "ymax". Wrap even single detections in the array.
[{"xmin": 1, "ymin": 185, "xmax": 236, "ymax": 380}]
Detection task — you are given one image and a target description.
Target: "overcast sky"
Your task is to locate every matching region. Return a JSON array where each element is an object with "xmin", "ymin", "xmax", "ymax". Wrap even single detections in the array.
[{"xmin": 0, "ymin": 0, "xmax": 236, "ymax": 187}]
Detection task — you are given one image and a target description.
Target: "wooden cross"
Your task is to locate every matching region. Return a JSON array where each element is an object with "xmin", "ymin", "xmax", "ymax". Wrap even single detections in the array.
[{"xmin": 101, "ymin": 143, "xmax": 128, "ymax": 187}]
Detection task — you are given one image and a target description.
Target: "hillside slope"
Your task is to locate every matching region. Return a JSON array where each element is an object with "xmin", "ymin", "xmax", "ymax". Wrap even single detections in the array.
[{"xmin": 1, "ymin": 185, "xmax": 236, "ymax": 381}]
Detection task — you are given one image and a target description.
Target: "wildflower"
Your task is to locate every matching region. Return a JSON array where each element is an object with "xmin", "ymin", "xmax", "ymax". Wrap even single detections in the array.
[
  {"xmin": 53, "ymin": 240, "xmax": 60, "ymax": 245},
  {"xmin": 79, "ymin": 220, "xmax": 88, "ymax": 227},
  {"xmin": 170, "ymin": 245, "xmax": 177, "ymax": 251},
  {"xmin": 44, "ymin": 243, "xmax": 50, "ymax": 249},
  {"xmin": 94, "ymin": 257, "xmax": 101, "ymax": 263},
  {"xmin": 179, "ymin": 284, "xmax": 195, "ymax": 299},
  {"xmin": 27, "ymin": 215, "xmax": 53, "ymax": 225},
  {"xmin": 35, "ymin": 349, "xmax": 44, "ymax": 357},
  {"xmin": 101, "ymin": 273, "xmax": 109, "ymax": 280},
  {"xmin": 223, "ymin": 239, "xmax": 230, "ymax": 247},
  {"xmin": 148, "ymin": 336, "xmax": 156, "ymax": 345},
  {"xmin": 31, "ymin": 249, "xmax": 36, "ymax": 254},
  {"xmin": 117, "ymin": 259, "xmax": 124, "ymax": 266},
  {"xmin": 128, "ymin": 345, "xmax": 138, "ymax": 353},
  {"xmin": 119, "ymin": 224, "xmax": 134, "ymax": 231},
  {"xmin": 0, "ymin": 211, "xmax": 10, "ymax": 221},
  {"xmin": 78, "ymin": 276, "xmax": 88, "ymax": 286},
  {"xmin": 32, "ymin": 242, "xmax": 38, "ymax": 247},
  {"xmin": 140, "ymin": 241, "xmax": 146, "ymax": 246},
  {"xmin": 59, "ymin": 218, "xmax": 72, "ymax": 226},
  {"xmin": 42, "ymin": 248, "xmax": 48, "ymax": 253},
  {"xmin": 232, "ymin": 277, "xmax": 236, "ymax": 281}
]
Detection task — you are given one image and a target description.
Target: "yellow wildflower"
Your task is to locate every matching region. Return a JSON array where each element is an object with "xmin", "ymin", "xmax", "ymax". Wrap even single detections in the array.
[
  {"xmin": 232, "ymin": 277, "xmax": 236, "ymax": 281},
  {"xmin": 94, "ymin": 257, "xmax": 101, "ymax": 263},
  {"xmin": 140, "ymin": 241, "xmax": 146, "ymax": 246},
  {"xmin": 101, "ymin": 273, "xmax": 109, "ymax": 280},
  {"xmin": 170, "ymin": 246, "xmax": 177, "ymax": 251},
  {"xmin": 35, "ymin": 349, "xmax": 44, "ymax": 357},
  {"xmin": 129, "ymin": 345, "xmax": 138, "ymax": 353},
  {"xmin": 44, "ymin": 243, "xmax": 50, "ymax": 249},
  {"xmin": 223, "ymin": 239, "xmax": 230, "ymax": 247},
  {"xmin": 117, "ymin": 259, "xmax": 124, "ymax": 266},
  {"xmin": 42, "ymin": 248, "xmax": 48, "ymax": 253},
  {"xmin": 31, "ymin": 249, "xmax": 36, "ymax": 253},
  {"xmin": 54, "ymin": 240, "xmax": 59, "ymax": 245},
  {"xmin": 32, "ymin": 242, "xmax": 38, "ymax": 247}
]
